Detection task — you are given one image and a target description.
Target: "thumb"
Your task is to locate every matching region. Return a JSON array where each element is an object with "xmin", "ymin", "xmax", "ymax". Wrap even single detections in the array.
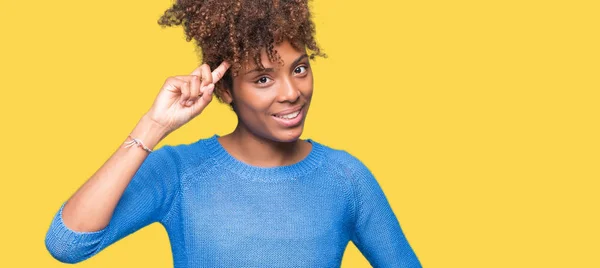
[
  {"xmin": 201, "ymin": 83, "xmax": 215, "ymax": 102},
  {"xmin": 191, "ymin": 83, "xmax": 215, "ymax": 114}
]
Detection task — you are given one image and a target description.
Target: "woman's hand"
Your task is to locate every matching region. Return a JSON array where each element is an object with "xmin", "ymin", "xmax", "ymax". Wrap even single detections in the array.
[{"xmin": 145, "ymin": 61, "xmax": 231, "ymax": 135}]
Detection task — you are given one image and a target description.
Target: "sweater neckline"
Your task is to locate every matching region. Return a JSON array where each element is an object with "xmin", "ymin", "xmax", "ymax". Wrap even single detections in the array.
[{"xmin": 203, "ymin": 134, "xmax": 325, "ymax": 181}]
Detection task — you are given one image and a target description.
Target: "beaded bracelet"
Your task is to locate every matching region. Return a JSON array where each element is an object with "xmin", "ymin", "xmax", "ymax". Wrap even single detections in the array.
[{"xmin": 123, "ymin": 135, "xmax": 153, "ymax": 153}]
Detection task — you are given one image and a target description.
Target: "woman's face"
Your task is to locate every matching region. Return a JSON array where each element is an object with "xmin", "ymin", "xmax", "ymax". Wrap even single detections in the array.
[{"xmin": 223, "ymin": 40, "xmax": 313, "ymax": 143}]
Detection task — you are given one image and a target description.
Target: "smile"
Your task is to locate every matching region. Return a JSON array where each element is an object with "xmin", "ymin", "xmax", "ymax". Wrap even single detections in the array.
[
  {"xmin": 271, "ymin": 105, "xmax": 305, "ymax": 127},
  {"xmin": 274, "ymin": 110, "xmax": 301, "ymax": 119}
]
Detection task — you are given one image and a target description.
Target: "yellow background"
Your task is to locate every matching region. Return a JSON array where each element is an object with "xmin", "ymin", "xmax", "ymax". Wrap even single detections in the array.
[{"xmin": 1, "ymin": 0, "xmax": 598, "ymax": 267}]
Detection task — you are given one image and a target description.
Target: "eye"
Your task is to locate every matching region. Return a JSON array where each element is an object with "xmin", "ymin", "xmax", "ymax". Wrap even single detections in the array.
[
  {"xmin": 294, "ymin": 65, "xmax": 308, "ymax": 74},
  {"xmin": 255, "ymin": 76, "xmax": 271, "ymax": 84}
]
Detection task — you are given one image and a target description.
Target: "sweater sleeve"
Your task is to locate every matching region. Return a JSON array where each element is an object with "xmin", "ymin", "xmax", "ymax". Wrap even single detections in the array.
[
  {"xmin": 44, "ymin": 145, "xmax": 180, "ymax": 264},
  {"xmin": 348, "ymin": 155, "xmax": 422, "ymax": 268}
]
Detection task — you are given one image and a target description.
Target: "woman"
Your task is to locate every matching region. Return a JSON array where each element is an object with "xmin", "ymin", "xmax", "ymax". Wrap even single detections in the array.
[{"xmin": 44, "ymin": 0, "xmax": 422, "ymax": 267}]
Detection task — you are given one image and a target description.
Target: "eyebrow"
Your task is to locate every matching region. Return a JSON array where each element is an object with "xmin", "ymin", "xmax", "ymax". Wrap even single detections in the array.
[{"xmin": 244, "ymin": 54, "xmax": 309, "ymax": 75}]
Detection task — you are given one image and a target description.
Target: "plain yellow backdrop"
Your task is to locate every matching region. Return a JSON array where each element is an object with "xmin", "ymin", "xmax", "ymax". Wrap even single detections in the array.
[{"xmin": 1, "ymin": 0, "xmax": 598, "ymax": 267}]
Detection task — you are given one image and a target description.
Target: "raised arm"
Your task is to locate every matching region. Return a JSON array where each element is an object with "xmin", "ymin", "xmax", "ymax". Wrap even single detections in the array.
[
  {"xmin": 349, "ymin": 155, "xmax": 422, "ymax": 268},
  {"xmin": 44, "ymin": 115, "xmax": 179, "ymax": 263},
  {"xmin": 44, "ymin": 62, "xmax": 229, "ymax": 264}
]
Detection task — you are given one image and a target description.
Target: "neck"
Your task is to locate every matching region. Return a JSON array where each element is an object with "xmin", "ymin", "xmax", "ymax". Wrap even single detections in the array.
[{"xmin": 219, "ymin": 123, "xmax": 310, "ymax": 168}]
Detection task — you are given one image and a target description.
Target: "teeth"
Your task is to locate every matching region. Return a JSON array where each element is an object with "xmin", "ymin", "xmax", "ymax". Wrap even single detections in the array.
[{"xmin": 275, "ymin": 110, "xmax": 300, "ymax": 119}]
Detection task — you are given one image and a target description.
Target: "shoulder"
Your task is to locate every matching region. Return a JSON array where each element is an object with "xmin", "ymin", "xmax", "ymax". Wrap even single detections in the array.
[
  {"xmin": 160, "ymin": 135, "xmax": 218, "ymax": 172},
  {"xmin": 315, "ymin": 142, "xmax": 383, "ymax": 201},
  {"xmin": 313, "ymin": 141, "xmax": 373, "ymax": 178},
  {"xmin": 140, "ymin": 135, "xmax": 214, "ymax": 175},
  {"xmin": 172, "ymin": 134, "xmax": 218, "ymax": 158}
]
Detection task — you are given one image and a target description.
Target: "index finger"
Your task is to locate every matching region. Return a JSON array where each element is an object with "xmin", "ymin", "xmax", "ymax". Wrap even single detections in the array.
[{"xmin": 211, "ymin": 61, "xmax": 231, "ymax": 83}]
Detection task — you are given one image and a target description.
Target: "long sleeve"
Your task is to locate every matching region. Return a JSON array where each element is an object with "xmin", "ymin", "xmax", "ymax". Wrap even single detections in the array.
[
  {"xmin": 348, "ymin": 155, "xmax": 422, "ymax": 268},
  {"xmin": 44, "ymin": 145, "xmax": 181, "ymax": 264}
]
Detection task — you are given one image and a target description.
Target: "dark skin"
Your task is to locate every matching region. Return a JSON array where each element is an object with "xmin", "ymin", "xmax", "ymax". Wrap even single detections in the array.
[
  {"xmin": 218, "ymin": 40, "xmax": 314, "ymax": 167},
  {"xmin": 157, "ymin": 0, "xmax": 326, "ymax": 167},
  {"xmin": 157, "ymin": 0, "xmax": 326, "ymax": 103}
]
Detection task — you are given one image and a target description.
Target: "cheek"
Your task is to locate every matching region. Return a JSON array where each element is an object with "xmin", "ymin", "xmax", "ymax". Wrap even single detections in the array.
[
  {"xmin": 301, "ymin": 77, "xmax": 314, "ymax": 97},
  {"xmin": 237, "ymin": 90, "xmax": 276, "ymax": 118}
]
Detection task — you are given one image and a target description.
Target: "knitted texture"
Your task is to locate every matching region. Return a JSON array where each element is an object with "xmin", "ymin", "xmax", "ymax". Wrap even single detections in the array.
[{"xmin": 45, "ymin": 134, "xmax": 421, "ymax": 267}]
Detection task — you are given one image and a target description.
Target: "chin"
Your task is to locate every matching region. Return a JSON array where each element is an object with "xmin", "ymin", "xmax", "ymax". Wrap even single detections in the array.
[
  {"xmin": 267, "ymin": 103, "xmax": 309, "ymax": 143},
  {"xmin": 271, "ymin": 126, "xmax": 304, "ymax": 143}
]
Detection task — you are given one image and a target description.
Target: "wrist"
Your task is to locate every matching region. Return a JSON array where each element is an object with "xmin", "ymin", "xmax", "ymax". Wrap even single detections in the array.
[{"xmin": 129, "ymin": 114, "xmax": 170, "ymax": 150}]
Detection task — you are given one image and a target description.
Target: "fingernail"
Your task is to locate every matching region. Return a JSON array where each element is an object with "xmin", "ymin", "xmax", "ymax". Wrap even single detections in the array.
[{"xmin": 186, "ymin": 100, "xmax": 193, "ymax": 106}]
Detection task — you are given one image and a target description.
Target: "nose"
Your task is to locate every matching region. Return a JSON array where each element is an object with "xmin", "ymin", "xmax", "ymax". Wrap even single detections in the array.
[{"xmin": 276, "ymin": 76, "xmax": 300, "ymax": 103}]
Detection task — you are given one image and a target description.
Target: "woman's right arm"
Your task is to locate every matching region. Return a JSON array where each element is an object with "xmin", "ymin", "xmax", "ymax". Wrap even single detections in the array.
[
  {"xmin": 44, "ymin": 116, "xmax": 177, "ymax": 264},
  {"xmin": 60, "ymin": 114, "xmax": 169, "ymax": 234},
  {"xmin": 45, "ymin": 62, "xmax": 230, "ymax": 264}
]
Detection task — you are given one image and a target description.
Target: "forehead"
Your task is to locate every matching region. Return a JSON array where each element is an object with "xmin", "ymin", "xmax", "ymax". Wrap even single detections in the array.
[{"xmin": 242, "ymin": 41, "xmax": 306, "ymax": 70}]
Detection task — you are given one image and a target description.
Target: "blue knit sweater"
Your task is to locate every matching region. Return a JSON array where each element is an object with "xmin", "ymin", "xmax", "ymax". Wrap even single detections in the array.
[{"xmin": 45, "ymin": 134, "xmax": 421, "ymax": 267}]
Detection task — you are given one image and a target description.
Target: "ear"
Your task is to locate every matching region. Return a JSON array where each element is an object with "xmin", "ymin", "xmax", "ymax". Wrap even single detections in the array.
[
  {"xmin": 221, "ymin": 85, "xmax": 234, "ymax": 105},
  {"xmin": 219, "ymin": 71, "xmax": 235, "ymax": 105}
]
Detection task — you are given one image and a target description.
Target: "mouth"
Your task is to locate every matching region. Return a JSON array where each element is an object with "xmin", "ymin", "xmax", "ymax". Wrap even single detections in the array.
[
  {"xmin": 271, "ymin": 104, "xmax": 304, "ymax": 119},
  {"xmin": 271, "ymin": 105, "xmax": 305, "ymax": 127}
]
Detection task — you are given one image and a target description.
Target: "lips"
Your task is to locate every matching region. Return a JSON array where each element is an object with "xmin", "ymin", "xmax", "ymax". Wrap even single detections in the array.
[
  {"xmin": 271, "ymin": 105, "xmax": 305, "ymax": 127},
  {"xmin": 272, "ymin": 105, "xmax": 304, "ymax": 117}
]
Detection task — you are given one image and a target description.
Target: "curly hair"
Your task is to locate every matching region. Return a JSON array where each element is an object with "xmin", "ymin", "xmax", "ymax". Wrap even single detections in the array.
[{"xmin": 157, "ymin": 0, "xmax": 326, "ymax": 105}]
